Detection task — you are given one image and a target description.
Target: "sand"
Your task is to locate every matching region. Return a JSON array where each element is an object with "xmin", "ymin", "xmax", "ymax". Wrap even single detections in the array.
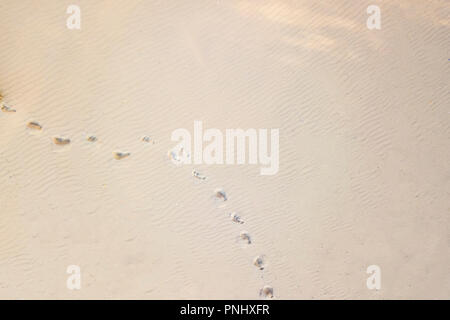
[{"xmin": 0, "ymin": 0, "xmax": 449, "ymax": 299}]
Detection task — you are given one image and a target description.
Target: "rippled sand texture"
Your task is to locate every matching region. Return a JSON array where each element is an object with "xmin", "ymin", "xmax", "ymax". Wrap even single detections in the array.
[{"xmin": 0, "ymin": 0, "xmax": 449, "ymax": 299}]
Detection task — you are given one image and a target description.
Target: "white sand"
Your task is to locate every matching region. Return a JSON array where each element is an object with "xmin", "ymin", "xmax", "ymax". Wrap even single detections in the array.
[{"xmin": 0, "ymin": 0, "xmax": 449, "ymax": 299}]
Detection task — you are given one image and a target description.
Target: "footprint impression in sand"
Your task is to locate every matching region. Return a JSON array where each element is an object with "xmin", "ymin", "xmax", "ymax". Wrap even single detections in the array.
[
  {"xmin": 253, "ymin": 255, "xmax": 266, "ymax": 270},
  {"xmin": 114, "ymin": 152, "xmax": 131, "ymax": 160},
  {"xmin": 214, "ymin": 188, "xmax": 227, "ymax": 201},
  {"xmin": 87, "ymin": 135, "xmax": 97, "ymax": 142},
  {"xmin": 1, "ymin": 104, "xmax": 16, "ymax": 113},
  {"xmin": 52, "ymin": 136, "xmax": 71, "ymax": 145},
  {"xmin": 230, "ymin": 212, "xmax": 244, "ymax": 224},
  {"xmin": 192, "ymin": 169, "xmax": 207, "ymax": 180},
  {"xmin": 260, "ymin": 285, "xmax": 274, "ymax": 299},
  {"xmin": 27, "ymin": 121, "xmax": 43, "ymax": 130},
  {"xmin": 240, "ymin": 231, "xmax": 251, "ymax": 245}
]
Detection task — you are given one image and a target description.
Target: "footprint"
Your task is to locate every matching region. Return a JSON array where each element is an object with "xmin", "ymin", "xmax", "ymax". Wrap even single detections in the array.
[
  {"xmin": 168, "ymin": 150, "xmax": 179, "ymax": 162},
  {"xmin": 168, "ymin": 147, "xmax": 189, "ymax": 165},
  {"xmin": 259, "ymin": 285, "xmax": 274, "ymax": 299},
  {"xmin": 87, "ymin": 135, "xmax": 97, "ymax": 142},
  {"xmin": 1, "ymin": 104, "xmax": 16, "ymax": 113},
  {"xmin": 141, "ymin": 136, "xmax": 152, "ymax": 143},
  {"xmin": 27, "ymin": 121, "xmax": 42, "ymax": 130},
  {"xmin": 253, "ymin": 255, "xmax": 266, "ymax": 270},
  {"xmin": 230, "ymin": 212, "xmax": 244, "ymax": 224},
  {"xmin": 214, "ymin": 188, "xmax": 227, "ymax": 201},
  {"xmin": 52, "ymin": 136, "xmax": 71, "ymax": 145},
  {"xmin": 240, "ymin": 231, "xmax": 251, "ymax": 244},
  {"xmin": 114, "ymin": 152, "xmax": 130, "ymax": 160},
  {"xmin": 192, "ymin": 169, "xmax": 207, "ymax": 180}
]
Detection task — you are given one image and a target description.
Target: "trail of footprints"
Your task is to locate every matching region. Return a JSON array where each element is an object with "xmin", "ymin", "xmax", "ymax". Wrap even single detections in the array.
[
  {"xmin": 0, "ymin": 95, "xmax": 147, "ymax": 157},
  {"xmin": 210, "ymin": 181, "xmax": 274, "ymax": 298},
  {"xmin": 1, "ymin": 94, "xmax": 274, "ymax": 299}
]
